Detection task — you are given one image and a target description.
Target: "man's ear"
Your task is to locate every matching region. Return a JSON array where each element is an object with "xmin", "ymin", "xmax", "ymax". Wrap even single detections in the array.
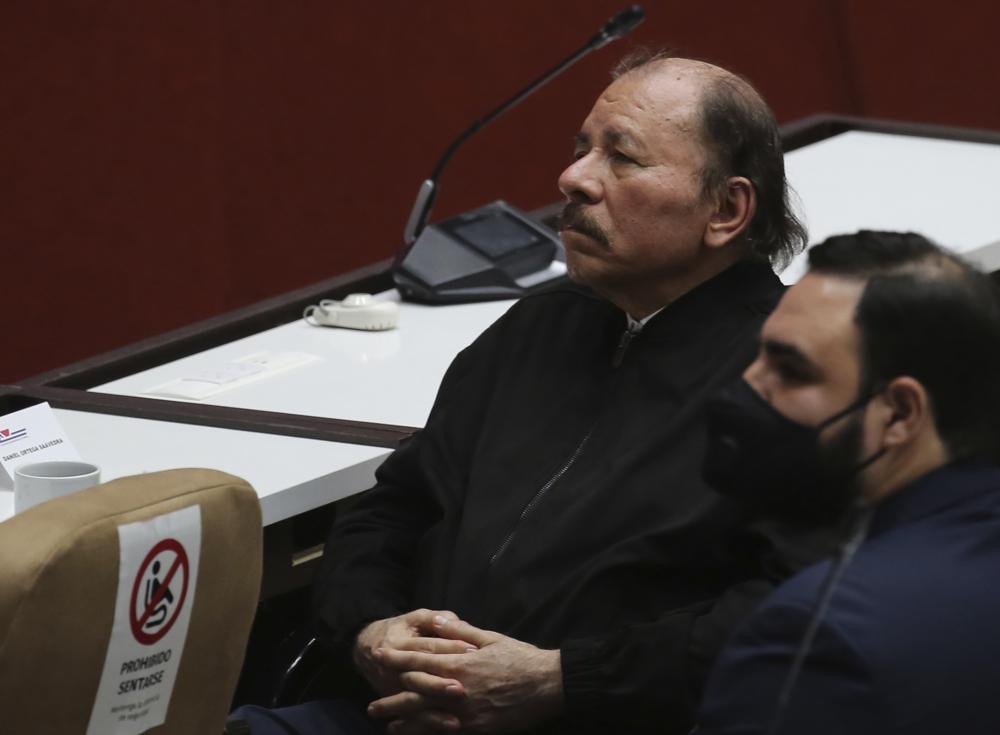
[
  {"xmin": 876, "ymin": 376, "xmax": 933, "ymax": 448},
  {"xmin": 705, "ymin": 176, "xmax": 756, "ymax": 249}
]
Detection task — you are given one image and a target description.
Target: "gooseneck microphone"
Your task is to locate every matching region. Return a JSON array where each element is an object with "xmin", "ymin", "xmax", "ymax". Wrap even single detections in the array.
[
  {"xmin": 402, "ymin": 5, "xmax": 645, "ymax": 246},
  {"xmin": 589, "ymin": 4, "xmax": 647, "ymax": 48}
]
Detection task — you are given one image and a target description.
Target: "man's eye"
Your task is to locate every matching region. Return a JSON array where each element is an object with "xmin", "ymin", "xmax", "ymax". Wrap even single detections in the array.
[
  {"xmin": 775, "ymin": 363, "xmax": 810, "ymax": 384},
  {"xmin": 612, "ymin": 151, "xmax": 637, "ymax": 165},
  {"xmin": 572, "ymin": 149, "xmax": 588, "ymax": 161}
]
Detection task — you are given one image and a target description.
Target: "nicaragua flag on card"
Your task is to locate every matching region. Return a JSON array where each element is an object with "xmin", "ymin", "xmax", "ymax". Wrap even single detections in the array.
[{"xmin": 0, "ymin": 428, "xmax": 27, "ymax": 445}]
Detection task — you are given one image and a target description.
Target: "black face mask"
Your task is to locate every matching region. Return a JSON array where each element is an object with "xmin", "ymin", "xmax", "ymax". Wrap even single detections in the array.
[{"xmin": 702, "ymin": 378, "xmax": 884, "ymax": 523}]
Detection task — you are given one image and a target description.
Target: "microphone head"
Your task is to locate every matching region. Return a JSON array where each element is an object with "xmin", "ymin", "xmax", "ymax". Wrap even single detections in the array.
[{"xmin": 599, "ymin": 5, "xmax": 645, "ymax": 45}]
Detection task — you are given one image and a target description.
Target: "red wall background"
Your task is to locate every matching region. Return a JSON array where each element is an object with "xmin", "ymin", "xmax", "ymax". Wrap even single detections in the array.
[{"xmin": 4, "ymin": 1, "xmax": 999, "ymax": 383}]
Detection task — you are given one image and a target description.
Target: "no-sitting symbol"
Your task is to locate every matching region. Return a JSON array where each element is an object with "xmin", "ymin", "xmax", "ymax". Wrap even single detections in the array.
[{"xmin": 129, "ymin": 538, "xmax": 190, "ymax": 646}]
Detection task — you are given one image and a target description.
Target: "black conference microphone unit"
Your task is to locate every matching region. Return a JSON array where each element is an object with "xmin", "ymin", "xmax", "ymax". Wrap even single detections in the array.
[{"xmin": 393, "ymin": 5, "xmax": 645, "ymax": 304}]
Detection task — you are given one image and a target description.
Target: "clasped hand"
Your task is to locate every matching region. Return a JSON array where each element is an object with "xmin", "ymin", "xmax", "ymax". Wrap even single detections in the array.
[{"xmin": 354, "ymin": 609, "xmax": 562, "ymax": 734}]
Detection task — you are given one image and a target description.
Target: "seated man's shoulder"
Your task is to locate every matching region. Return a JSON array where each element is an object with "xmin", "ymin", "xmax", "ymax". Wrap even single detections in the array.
[
  {"xmin": 507, "ymin": 282, "xmax": 615, "ymax": 320},
  {"xmin": 484, "ymin": 284, "xmax": 621, "ymax": 345},
  {"xmin": 746, "ymin": 523, "xmax": 1000, "ymax": 670}
]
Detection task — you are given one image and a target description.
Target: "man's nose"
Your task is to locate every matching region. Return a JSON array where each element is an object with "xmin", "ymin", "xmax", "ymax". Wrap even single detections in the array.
[
  {"xmin": 558, "ymin": 154, "xmax": 602, "ymax": 204},
  {"xmin": 742, "ymin": 358, "xmax": 771, "ymax": 402}
]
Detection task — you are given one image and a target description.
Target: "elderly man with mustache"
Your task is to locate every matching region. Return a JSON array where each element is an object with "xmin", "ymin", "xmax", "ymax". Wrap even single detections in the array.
[{"xmin": 231, "ymin": 51, "xmax": 819, "ymax": 735}]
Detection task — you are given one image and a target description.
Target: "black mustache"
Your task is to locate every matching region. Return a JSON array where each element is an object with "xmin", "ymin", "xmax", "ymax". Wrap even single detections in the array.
[{"xmin": 559, "ymin": 203, "xmax": 610, "ymax": 247}]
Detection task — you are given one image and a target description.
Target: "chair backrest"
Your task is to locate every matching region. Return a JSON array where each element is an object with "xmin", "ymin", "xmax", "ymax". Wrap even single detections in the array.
[{"xmin": 0, "ymin": 468, "xmax": 262, "ymax": 735}]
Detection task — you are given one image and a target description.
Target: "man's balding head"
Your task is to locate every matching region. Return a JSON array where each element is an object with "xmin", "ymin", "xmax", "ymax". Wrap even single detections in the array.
[
  {"xmin": 557, "ymin": 53, "xmax": 803, "ymax": 318},
  {"xmin": 613, "ymin": 52, "xmax": 805, "ymax": 270}
]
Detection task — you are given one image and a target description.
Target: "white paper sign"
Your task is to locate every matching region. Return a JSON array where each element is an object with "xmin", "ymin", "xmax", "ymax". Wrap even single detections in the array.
[
  {"xmin": 86, "ymin": 505, "xmax": 202, "ymax": 735},
  {"xmin": 0, "ymin": 402, "xmax": 82, "ymax": 489},
  {"xmin": 142, "ymin": 351, "xmax": 320, "ymax": 401}
]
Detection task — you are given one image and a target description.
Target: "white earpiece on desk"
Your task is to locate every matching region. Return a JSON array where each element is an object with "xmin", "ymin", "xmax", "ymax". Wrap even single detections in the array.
[{"xmin": 303, "ymin": 293, "xmax": 399, "ymax": 331}]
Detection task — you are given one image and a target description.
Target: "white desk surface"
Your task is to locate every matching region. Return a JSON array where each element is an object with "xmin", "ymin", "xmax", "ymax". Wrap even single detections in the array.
[
  {"xmin": 0, "ymin": 409, "xmax": 390, "ymax": 526},
  {"xmin": 782, "ymin": 130, "xmax": 1000, "ymax": 283},
  {"xmin": 94, "ymin": 295, "xmax": 516, "ymax": 428},
  {"xmin": 0, "ymin": 298, "xmax": 514, "ymax": 527}
]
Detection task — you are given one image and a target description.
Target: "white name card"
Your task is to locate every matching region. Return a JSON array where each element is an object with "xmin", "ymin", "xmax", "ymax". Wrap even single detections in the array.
[{"xmin": 0, "ymin": 402, "xmax": 82, "ymax": 489}]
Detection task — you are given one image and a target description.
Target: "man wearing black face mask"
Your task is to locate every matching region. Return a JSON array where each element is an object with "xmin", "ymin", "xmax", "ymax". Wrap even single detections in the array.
[
  {"xmin": 704, "ymin": 376, "xmax": 881, "ymax": 524},
  {"xmin": 696, "ymin": 230, "xmax": 1000, "ymax": 735}
]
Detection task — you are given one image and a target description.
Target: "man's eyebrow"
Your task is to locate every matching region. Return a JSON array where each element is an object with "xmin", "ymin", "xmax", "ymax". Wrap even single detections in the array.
[
  {"xmin": 605, "ymin": 129, "xmax": 642, "ymax": 150},
  {"xmin": 761, "ymin": 338, "xmax": 819, "ymax": 374},
  {"xmin": 572, "ymin": 129, "xmax": 645, "ymax": 151}
]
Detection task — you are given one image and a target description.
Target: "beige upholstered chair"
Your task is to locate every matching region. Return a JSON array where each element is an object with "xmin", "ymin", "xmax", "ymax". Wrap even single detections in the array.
[{"xmin": 0, "ymin": 468, "xmax": 262, "ymax": 735}]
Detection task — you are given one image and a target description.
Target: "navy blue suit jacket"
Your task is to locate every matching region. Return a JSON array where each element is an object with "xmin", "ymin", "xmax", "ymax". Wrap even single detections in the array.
[{"xmin": 697, "ymin": 462, "xmax": 1000, "ymax": 734}]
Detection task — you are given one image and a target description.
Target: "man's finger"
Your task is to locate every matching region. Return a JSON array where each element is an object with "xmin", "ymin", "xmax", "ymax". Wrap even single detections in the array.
[
  {"xmin": 405, "ymin": 608, "xmax": 459, "ymax": 633},
  {"xmin": 398, "ymin": 670, "xmax": 466, "ymax": 698},
  {"xmin": 432, "ymin": 617, "xmax": 501, "ymax": 647},
  {"xmin": 376, "ymin": 647, "xmax": 456, "ymax": 675},
  {"xmin": 368, "ymin": 690, "xmax": 432, "ymax": 720},
  {"xmin": 396, "ymin": 636, "xmax": 477, "ymax": 655}
]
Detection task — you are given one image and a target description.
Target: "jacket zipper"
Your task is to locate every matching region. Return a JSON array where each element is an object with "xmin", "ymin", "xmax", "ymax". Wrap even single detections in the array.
[
  {"xmin": 488, "ymin": 324, "xmax": 639, "ymax": 567},
  {"xmin": 489, "ymin": 428, "xmax": 594, "ymax": 566},
  {"xmin": 612, "ymin": 322, "xmax": 641, "ymax": 367}
]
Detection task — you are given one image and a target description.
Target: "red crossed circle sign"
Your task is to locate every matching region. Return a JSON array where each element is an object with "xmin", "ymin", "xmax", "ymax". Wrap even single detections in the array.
[{"xmin": 129, "ymin": 538, "xmax": 190, "ymax": 646}]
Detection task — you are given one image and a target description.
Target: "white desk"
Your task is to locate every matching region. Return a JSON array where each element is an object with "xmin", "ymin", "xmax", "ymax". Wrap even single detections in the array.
[
  {"xmin": 0, "ymin": 298, "xmax": 516, "ymax": 528},
  {"xmin": 93, "ymin": 295, "xmax": 516, "ymax": 427},
  {"xmin": 0, "ymin": 409, "xmax": 390, "ymax": 526},
  {"xmin": 783, "ymin": 130, "xmax": 1000, "ymax": 282}
]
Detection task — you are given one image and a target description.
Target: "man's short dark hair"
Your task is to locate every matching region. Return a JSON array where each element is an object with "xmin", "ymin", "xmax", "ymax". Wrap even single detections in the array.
[
  {"xmin": 613, "ymin": 50, "xmax": 807, "ymax": 271},
  {"xmin": 808, "ymin": 230, "xmax": 1000, "ymax": 462}
]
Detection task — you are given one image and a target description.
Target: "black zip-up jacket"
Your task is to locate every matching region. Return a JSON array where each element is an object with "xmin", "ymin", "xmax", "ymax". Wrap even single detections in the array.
[{"xmin": 314, "ymin": 261, "xmax": 834, "ymax": 733}]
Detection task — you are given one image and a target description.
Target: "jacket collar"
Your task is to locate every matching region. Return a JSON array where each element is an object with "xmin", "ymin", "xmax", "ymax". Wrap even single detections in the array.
[
  {"xmin": 869, "ymin": 460, "xmax": 1000, "ymax": 538},
  {"xmin": 638, "ymin": 259, "xmax": 783, "ymax": 341}
]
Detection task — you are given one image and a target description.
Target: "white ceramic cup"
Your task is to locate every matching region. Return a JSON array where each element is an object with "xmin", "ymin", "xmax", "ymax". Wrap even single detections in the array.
[{"xmin": 14, "ymin": 460, "xmax": 101, "ymax": 514}]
